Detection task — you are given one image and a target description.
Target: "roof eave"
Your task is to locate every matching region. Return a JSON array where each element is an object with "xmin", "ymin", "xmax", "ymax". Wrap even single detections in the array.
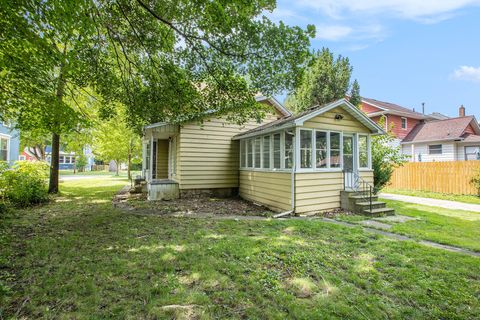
[
  {"xmin": 401, "ymin": 137, "xmax": 463, "ymax": 144},
  {"xmin": 232, "ymin": 122, "xmax": 296, "ymax": 140}
]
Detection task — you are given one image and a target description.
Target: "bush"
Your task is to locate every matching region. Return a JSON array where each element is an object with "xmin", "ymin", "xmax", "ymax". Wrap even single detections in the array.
[
  {"xmin": 0, "ymin": 161, "xmax": 49, "ymax": 208},
  {"xmin": 471, "ymin": 171, "xmax": 480, "ymax": 197}
]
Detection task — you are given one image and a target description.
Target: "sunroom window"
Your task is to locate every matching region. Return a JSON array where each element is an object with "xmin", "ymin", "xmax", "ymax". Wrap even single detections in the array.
[
  {"xmin": 284, "ymin": 131, "xmax": 294, "ymax": 169},
  {"xmin": 315, "ymin": 131, "xmax": 327, "ymax": 168},
  {"xmin": 254, "ymin": 137, "xmax": 261, "ymax": 168},
  {"xmin": 330, "ymin": 132, "xmax": 341, "ymax": 168},
  {"xmin": 247, "ymin": 139, "xmax": 253, "ymax": 167},
  {"xmin": 263, "ymin": 135, "xmax": 270, "ymax": 168},
  {"xmin": 300, "ymin": 130, "xmax": 312, "ymax": 168},
  {"xmin": 359, "ymin": 135, "xmax": 369, "ymax": 168},
  {"xmin": 273, "ymin": 133, "xmax": 281, "ymax": 169},
  {"xmin": 240, "ymin": 140, "xmax": 246, "ymax": 168}
]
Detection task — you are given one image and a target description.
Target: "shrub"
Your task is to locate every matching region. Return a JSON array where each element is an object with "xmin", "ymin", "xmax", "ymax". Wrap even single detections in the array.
[
  {"xmin": 0, "ymin": 161, "xmax": 49, "ymax": 208},
  {"xmin": 471, "ymin": 171, "xmax": 480, "ymax": 197}
]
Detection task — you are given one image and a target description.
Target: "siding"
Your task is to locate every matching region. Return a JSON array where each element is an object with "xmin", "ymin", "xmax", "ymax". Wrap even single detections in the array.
[
  {"xmin": 294, "ymin": 170, "xmax": 373, "ymax": 215},
  {"xmin": 302, "ymin": 106, "xmax": 370, "ymax": 133},
  {"xmin": 456, "ymin": 142, "xmax": 480, "ymax": 161},
  {"xmin": 156, "ymin": 140, "xmax": 169, "ymax": 179},
  {"xmin": 239, "ymin": 171, "xmax": 292, "ymax": 212},
  {"xmin": 360, "ymin": 102, "xmax": 382, "ymax": 114},
  {"xmin": 385, "ymin": 114, "xmax": 421, "ymax": 140},
  {"xmin": 178, "ymin": 106, "xmax": 281, "ymax": 190},
  {"xmin": 404, "ymin": 142, "xmax": 456, "ymax": 162}
]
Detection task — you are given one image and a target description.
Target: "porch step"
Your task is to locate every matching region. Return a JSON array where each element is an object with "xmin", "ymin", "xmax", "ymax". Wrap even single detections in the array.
[
  {"xmin": 363, "ymin": 207, "xmax": 395, "ymax": 216},
  {"xmin": 349, "ymin": 194, "xmax": 378, "ymax": 202},
  {"xmin": 355, "ymin": 201, "xmax": 387, "ymax": 211}
]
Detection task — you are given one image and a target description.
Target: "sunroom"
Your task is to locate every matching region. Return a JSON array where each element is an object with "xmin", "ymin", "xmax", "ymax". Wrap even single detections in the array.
[{"xmin": 232, "ymin": 99, "xmax": 384, "ymax": 215}]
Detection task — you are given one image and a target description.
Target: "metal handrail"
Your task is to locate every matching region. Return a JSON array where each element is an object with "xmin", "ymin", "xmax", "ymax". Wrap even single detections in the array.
[{"xmin": 343, "ymin": 169, "xmax": 374, "ymax": 212}]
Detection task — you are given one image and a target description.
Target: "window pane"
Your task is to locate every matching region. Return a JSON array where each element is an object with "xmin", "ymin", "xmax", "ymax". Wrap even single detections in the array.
[
  {"xmin": 72, "ymin": 157, "xmax": 76, "ymax": 163},
  {"xmin": 359, "ymin": 135, "xmax": 368, "ymax": 168},
  {"xmin": 330, "ymin": 132, "xmax": 341, "ymax": 168},
  {"xmin": 300, "ymin": 130, "xmax": 312, "ymax": 168},
  {"xmin": 65, "ymin": 156, "xmax": 71, "ymax": 164},
  {"xmin": 240, "ymin": 140, "xmax": 246, "ymax": 167},
  {"xmin": 247, "ymin": 139, "xmax": 253, "ymax": 167},
  {"xmin": 316, "ymin": 131, "xmax": 327, "ymax": 168},
  {"xmin": 284, "ymin": 131, "xmax": 294, "ymax": 169},
  {"xmin": 0, "ymin": 138, "xmax": 7, "ymax": 161},
  {"xmin": 263, "ymin": 136, "xmax": 270, "ymax": 169},
  {"xmin": 429, "ymin": 144, "xmax": 442, "ymax": 155},
  {"xmin": 59, "ymin": 156, "xmax": 65, "ymax": 163},
  {"xmin": 273, "ymin": 133, "xmax": 281, "ymax": 169},
  {"xmin": 254, "ymin": 137, "xmax": 261, "ymax": 168}
]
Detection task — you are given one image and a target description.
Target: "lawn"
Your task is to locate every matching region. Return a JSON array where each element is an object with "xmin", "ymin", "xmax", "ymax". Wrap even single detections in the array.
[
  {"xmin": 383, "ymin": 187, "xmax": 480, "ymax": 205},
  {"xmin": 1, "ymin": 178, "xmax": 479, "ymax": 319},
  {"xmin": 59, "ymin": 169, "xmax": 141, "ymax": 177},
  {"xmin": 381, "ymin": 199, "xmax": 480, "ymax": 252}
]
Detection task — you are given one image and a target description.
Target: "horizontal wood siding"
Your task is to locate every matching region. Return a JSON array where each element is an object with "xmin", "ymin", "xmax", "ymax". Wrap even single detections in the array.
[
  {"xmin": 389, "ymin": 161, "xmax": 480, "ymax": 195},
  {"xmin": 178, "ymin": 110, "xmax": 280, "ymax": 190},
  {"xmin": 303, "ymin": 106, "xmax": 370, "ymax": 133},
  {"xmin": 156, "ymin": 140, "xmax": 169, "ymax": 179},
  {"xmin": 239, "ymin": 171, "xmax": 292, "ymax": 212},
  {"xmin": 404, "ymin": 142, "xmax": 456, "ymax": 162}
]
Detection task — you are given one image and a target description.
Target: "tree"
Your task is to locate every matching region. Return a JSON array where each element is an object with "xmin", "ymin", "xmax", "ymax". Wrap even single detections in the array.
[
  {"xmin": 1, "ymin": 0, "xmax": 314, "ymax": 193},
  {"xmin": 371, "ymin": 119, "xmax": 407, "ymax": 192},
  {"xmin": 349, "ymin": 79, "xmax": 361, "ymax": 107},
  {"xmin": 286, "ymin": 48, "xmax": 352, "ymax": 113},
  {"xmin": 93, "ymin": 110, "xmax": 141, "ymax": 177}
]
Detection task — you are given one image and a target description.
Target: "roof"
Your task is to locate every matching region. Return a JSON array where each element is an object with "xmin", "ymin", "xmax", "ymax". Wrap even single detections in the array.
[
  {"xmin": 362, "ymin": 97, "xmax": 427, "ymax": 119},
  {"xmin": 232, "ymin": 98, "xmax": 385, "ymax": 140},
  {"xmin": 402, "ymin": 116, "xmax": 480, "ymax": 143},
  {"xmin": 144, "ymin": 95, "xmax": 291, "ymax": 130}
]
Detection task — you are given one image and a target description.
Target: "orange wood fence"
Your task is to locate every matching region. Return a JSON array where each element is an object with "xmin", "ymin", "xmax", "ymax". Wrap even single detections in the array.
[{"xmin": 388, "ymin": 161, "xmax": 480, "ymax": 195}]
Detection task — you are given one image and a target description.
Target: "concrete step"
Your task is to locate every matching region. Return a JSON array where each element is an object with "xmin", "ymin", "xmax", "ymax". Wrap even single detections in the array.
[
  {"xmin": 355, "ymin": 201, "xmax": 387, "ymax": 211},
  {"xmin": 363, "ymin": 207, "xmax": 395, "ymax": 216},
  {"xmin": 349, "ymin": 194, "xmax": 378, "ymax": 202}
]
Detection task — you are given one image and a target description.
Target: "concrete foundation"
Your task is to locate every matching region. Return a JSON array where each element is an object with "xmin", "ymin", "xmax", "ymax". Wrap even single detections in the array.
[{"xmin": 148, "ymin": 180, "xmax": 179, "ymax": 201}]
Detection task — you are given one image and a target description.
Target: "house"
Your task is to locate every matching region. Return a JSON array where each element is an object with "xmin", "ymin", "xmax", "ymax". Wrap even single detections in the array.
[
  {"xmin": 42, "ymin": 146, "xmax": 95, "ymax": 170},
  {"xmin": 142, "ymin": 97, "xmax": 386, "ymax": 215},
  {"xmin": 359, "ymin": 97, "xmax": 445, "ymax": 145},
  {"xmin": 0, "ymin": 121, "xmax": 20, "ymax": 165},
  {"xmin": 401, "ymin": 106, "xmax": 480, "ymax": 162}
]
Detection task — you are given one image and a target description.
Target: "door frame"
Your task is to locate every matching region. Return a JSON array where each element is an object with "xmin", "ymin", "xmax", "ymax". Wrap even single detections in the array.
[{"xmin": 343, "ymin": 133, "xmax": 358, "ymax": 190}]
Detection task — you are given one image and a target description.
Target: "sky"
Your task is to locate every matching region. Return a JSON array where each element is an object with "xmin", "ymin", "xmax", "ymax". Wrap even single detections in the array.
[{"xmin": 268, "ymin": 0, "xmax": 480, "ymax": 120}]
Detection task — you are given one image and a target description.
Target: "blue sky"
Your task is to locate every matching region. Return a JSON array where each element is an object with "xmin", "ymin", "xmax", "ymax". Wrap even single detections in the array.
[{"xmin": 268, "ymin": 0, "xmax": 480, "ymax": 119}]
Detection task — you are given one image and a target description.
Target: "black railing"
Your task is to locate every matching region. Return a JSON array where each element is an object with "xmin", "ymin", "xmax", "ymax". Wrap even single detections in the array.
[{"xmin": 343, "ymin": 169, "xmax": 374, "ymax": 213}]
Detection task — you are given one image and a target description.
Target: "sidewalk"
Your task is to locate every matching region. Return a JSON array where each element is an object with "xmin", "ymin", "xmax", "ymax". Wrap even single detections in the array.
[{"xmin": 380, "ymin": 193, "xmax": 480, "ymax": 213}]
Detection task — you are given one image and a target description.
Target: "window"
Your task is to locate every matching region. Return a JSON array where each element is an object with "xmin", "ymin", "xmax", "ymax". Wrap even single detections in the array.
[
  {"xmin": 358, "ymin": 135, "xmax": 369, "ymax": 168},
  {"xmin": 65, "ymin": 156, "xmax": 71, "ymax": 164},
  {"xmin": 240, "ymin": 140, "xmax": 246, "ymax": 167},
  {"xmin": 316, "ymin": 131, "xmax": 327, "ymax": 168},
  {"xmin": 262, "ymin": 135, "xmax": 270, "ymax": 169},
  {"xmin": 330, "ymin": 132, "xmax": 341, "ymax": 168},
  {"xmin": 71, "ymin": 157, "xmax": 76, "ymax": 164},
  {"xmin": 401, "ymin": 117, "xmax": 407, "ymax": 129},
  {"xmin": 429, "ymin": 144, "xmax": 442, "ymax": 155},
  {"xmin": 254, "ymin": 137, "xmax": 261, "ymax": 168},
  {"xmin": 300, "ymin": 130, "xmax": 312, "ymax": 168},
  {"xmin": 284, "ymin": 131, "xmax": 294, "ymax": 169},
  {"xmin": 19, "ymin": 155, "xmax": 26, "ymax": 161},
  {"xmin": 59, "ymin": 156, "xmax": 65, "ymax": 164},
  {"xmin": 247, "ymin": 139, "xmax": 253, "ymax": 167},
  {"xmin": 465, "ymin": 146, "xmax": 480, "ymax": 160},
  {"xmin": 0, "ymin": 137, "xmax": 8, "ymax": 161},
  {"xmin": 273, "ymin": 133, "xmax": 281, "ymax": 169}
]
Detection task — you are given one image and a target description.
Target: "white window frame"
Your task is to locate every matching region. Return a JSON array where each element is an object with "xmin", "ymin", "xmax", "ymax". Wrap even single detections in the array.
[
  {"xmin": 428, "ymin": 144, "xmax": 442, "ymax": 155},
  {"xmin": 357, "ymin": 134, "xmax": 371, "ymax": 170},
  {"xmin": 465, "ymin": 145, "xmax": 480, "ymax": 160},
  {"xmin": 314, "ymin": 130, "xmax": 329, "ymax": 170},
  {"xmin": 297, "ymin": 128, "xmax": 314, "ymax": 170},
  {"xmin": 401, "ymin": 117, "xmax": 407, "ymax": 130},
  {"xmin": 0, "ymin": 134, "xmax": 10, "ymax": 162},
  {"xmin": 329, "ymin": 130, "xmax": 343, "ymax": 170}
]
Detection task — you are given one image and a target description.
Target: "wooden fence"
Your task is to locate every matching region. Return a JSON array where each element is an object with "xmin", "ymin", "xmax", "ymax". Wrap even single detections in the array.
[
  {"xmin": 388, "ymin": 161, "xmax": 480, "ymax": 195},
  {"xmin": 91, "ymin": 164, "xmax": 109, "ymax": 172}
]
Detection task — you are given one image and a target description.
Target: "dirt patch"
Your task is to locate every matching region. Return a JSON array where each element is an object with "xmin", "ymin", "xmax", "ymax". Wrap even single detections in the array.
[{"xmin": 125, "ymin": 193, "xmax": 274, "ymax": 217}]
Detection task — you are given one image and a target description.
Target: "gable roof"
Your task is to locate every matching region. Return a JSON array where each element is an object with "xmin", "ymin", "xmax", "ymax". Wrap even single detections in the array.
[
  {"xmin": 232, "ymin": 98, "xmax": 385, "ymax": 140},
  {"xmin": 401, "ymin": 116, "xmax": 480, "ymax": 143},
  {"xmin": 362, "ymin": 97, "xmax": 427, "ymax": 119},
  {"xmin": 144, "ymin": 95, "xmax": 290, "ymax": 130}
]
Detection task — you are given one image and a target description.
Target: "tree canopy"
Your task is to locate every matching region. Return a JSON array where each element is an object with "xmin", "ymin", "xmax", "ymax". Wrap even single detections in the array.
[
  {"xmin": 0, "ymin": 0, "xmax": 315, "ymax": 192},
  {"xmin": 286, "ymin": 48, "xmax": 353, "ymax": 113},
  {"xmin": 349, "ymin": 79, "xmax": 361, "ymax": 107}
]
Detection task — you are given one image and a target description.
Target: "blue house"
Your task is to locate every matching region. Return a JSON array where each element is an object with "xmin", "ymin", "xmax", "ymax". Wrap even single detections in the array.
[{"xmin": 0, "ymin": 122, "xmax": 20, "ymax": 165}]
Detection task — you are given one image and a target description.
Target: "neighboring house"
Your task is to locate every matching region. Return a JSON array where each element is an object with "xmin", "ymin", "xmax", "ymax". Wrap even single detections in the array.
[
  {"xmin": 43, "ymin": 146, "xmax": 95, "ymax": 170},
  {"xmin": 359, "ymin": 97, "xmax": 431, "ymax": 145},
  {"xmin": 401, "ymin": 106, "xmax": 480, "ymax": 162},
  {"xmin": 0, "ymin": 121, "xmax": 20, "ymax": 165},
  {"xmin": 142, "ymin": 97, "xmax": 384, "ymax": 215}
]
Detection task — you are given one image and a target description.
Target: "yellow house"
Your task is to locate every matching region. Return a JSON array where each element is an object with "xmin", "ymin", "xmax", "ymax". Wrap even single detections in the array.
[{"xmin": 142, "ymin": 98, "xmax": 387, "ymax": 215}]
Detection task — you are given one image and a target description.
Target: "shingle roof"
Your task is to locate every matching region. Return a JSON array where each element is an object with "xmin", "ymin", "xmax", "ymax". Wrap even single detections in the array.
[
  {"xmin": 402, "ymin": 116, "xmax": 478, "ymax": 143},
  {"xmin": 362, "ymin": 97, "xmax": 426, "ymax": 119},
  {"xmin": 462, "ymin": 133, "xmax": 480, "ymax": 142}
]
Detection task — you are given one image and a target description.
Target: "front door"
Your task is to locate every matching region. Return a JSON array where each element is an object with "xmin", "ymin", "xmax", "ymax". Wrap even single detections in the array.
[{"xmin": 343, "ymin": 134, "xmax": 357, "ymax": 190}]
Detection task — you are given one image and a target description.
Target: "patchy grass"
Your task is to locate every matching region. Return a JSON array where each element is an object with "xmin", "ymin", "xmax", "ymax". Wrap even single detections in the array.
[
  {"xmin": 381, "ymin": 199, "xmax": 480, "ymax": 252},
  {"xmin": 1, "ymin": 177, "xmax": 479, "ymax": 319},
  {"xmin": 383, "ymin": 188, "xmax": 480, "ymax": 205}
]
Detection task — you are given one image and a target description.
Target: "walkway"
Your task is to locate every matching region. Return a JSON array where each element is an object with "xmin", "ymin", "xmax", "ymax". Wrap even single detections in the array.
[{"xmin": 380, "ymin": 193, "xmax": 480, "ymax": 213}]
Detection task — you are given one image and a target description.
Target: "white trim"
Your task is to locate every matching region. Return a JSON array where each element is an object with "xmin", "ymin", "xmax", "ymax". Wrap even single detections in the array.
[
  {"xmin": 360, "ymin": 99, "xmax": 388, "ymax": 111},
  {"xmin": 255, "ymin": 95, "xmax": 292, "ymax": 117}
]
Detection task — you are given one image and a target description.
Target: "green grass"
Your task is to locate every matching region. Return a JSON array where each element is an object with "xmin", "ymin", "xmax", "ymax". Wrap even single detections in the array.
[
  {"xmin": 381, "ymin": 199, "xmax": 480, "ymax": 252},
  {"xmin": 383, "ymin": 187, "xmax": 480, "ymax": 205},
  {"xmin": 1, "ymin": 178, "xmax": 480, "ymax": 319},
  {"xmin": 59, "ymin": 170, "xmax": 141, "ymax": 177}
]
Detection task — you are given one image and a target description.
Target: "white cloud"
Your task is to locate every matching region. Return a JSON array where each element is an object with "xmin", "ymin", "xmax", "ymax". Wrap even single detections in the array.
[
  {"xmin": 315, "ymin": 25, "xmax": 352, "ymax": 40},
  {"xmin": 297, "ymin": 0, "xmax": 480, "ymax": 21},
  {"xmin": 452, "ymin": 66, "xmax": 480, "ymax": 83}
]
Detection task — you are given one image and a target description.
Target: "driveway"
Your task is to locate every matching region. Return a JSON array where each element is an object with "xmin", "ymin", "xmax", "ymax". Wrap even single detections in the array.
[{"xmin": 380, "ymin": 193, "xmax": 480, "ymax": 213}]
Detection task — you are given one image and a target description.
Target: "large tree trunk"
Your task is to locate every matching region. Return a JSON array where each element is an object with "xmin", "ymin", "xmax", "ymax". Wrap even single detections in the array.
[{"xmin": 48, "ymin": 132, "xmax": 60, "ymax": 193}]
